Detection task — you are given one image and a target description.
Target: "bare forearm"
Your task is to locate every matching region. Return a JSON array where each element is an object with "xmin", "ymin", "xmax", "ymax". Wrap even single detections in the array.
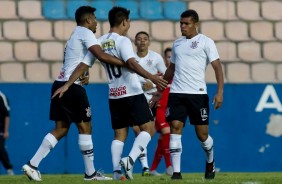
[
  {"xmin": 66, "ymin": 63, "xmax": 88, "ymax": 87},
  {"xmin": 98, "ymin": 53, "xmax": 124, "ymax": 66},
  {"xmin": 215, "ymin": 69, "xmax": 224, "ymax": 94},
  {"xmin": 212, "ymin": 60, "xmax": 224, "ymax": 94},
  {"xmin": 127, "ymin": 60, "xmax": 153, "ymax": 80},
  {"xmin": 163, "ymin": 64, "xmax": 175, "ymax": 85},
  {"xmin": 89, "ymin": 45, "xmax": 124, "ymax": 66}
]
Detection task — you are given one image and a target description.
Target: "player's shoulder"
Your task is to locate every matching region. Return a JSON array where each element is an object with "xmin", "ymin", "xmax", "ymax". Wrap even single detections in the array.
[
  {"xmin": 74, "ymin": 26, "xmax": 94, "ymax": 36},
  {"xmin": 198, "ymin": 34, "xmax": 214, "ymax": 43},
  {"xmin": 173, "ymin": 36, "xmax": 186, "ymax": 47},
  {"xmin": 119, "ymin": 35, "xmax": 131, "ymax": 42},
  {"xmin": 148, "ymin": 50, "xmax": 162, "ymax": 58}
]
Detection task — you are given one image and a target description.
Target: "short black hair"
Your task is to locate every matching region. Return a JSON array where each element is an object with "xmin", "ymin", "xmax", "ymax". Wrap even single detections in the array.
[
  {"xmin": 108, "ymin": 6, "xmax": 130, "ymax": 27},
  {"xmin": 75, "ymin": 6, "xmax": 96, "ymax": 25},
  {"xmin": 135, "ymin": 31, "xmax": 150, "ymax": 39},
  {"xmin": 181, "ymin": 9, "xmax": 199, "ymax": 23},
  {"xmin": 164, "ymin": 47, "xmax": 172, "ymax": 56}
]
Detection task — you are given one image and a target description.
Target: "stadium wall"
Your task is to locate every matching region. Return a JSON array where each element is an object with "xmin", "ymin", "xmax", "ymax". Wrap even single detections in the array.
[{"xmin": 0, "ymin": 83, "xmax": 281, "ymax": 174}]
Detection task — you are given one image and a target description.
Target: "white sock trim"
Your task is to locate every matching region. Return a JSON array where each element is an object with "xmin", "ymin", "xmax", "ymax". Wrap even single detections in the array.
[
  {"xmin": 78, "ymin": 134, "xmax": 92, "ymax": 145},
  {"xmin": 45, "ymin": 133, "xmax": 58, "ymax": 148}
]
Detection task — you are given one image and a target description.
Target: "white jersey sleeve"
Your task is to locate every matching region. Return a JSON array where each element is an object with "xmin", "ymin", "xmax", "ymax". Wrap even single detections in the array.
[
  {"xmin": 82, "ymin": 51, "xmax": 96, "ymax": 67},
  {"xmin": 156, "ymin": 54, "xmax": 166, "ymax": 74},
  {"xmin": 204, "ymin": 38, "xmax": 220, "ymax": 63}
]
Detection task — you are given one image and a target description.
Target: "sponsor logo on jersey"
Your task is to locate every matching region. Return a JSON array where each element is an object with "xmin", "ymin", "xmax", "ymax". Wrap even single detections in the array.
[
  {"xmin": 101, "ymin": 39, "xmax": 115, "ymax": 51},
  {"xmin": 110, "ymin": 86, "xmax": 127, "ymax": 97},
  {"xmin": 200, "ymin": 108, "xmax": 208, "ymax": 121}
]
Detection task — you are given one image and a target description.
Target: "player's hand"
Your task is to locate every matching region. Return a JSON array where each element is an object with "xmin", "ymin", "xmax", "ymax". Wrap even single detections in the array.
[
  {"xmin": 79, "ymin": 71, "xmax": 89, "ymax": 86},
  {"xmin": 212, "ymin": 93, "xmax": 223, "ymax": 110},
  {"xmin": 150, "ymin": 75, "xmax": 168, "ymax": 91},
  {"xmin": 52, "ymin": 84, "xmax": 69, "ymax": 99},
  {"xmin": 142, "ymin": 80, "xmax": 154, "ymax": 91},
  {"xmin": 148, "ymin": 91, "xmax": 162, "ymax": 108}
]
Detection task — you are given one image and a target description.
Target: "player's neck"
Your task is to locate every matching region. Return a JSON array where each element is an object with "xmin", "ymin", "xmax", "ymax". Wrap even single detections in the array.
[
  {"xmin": 109, "ymin": 27, "xmax": 124, "ymax": 36},
  {"xmin": 186, "ymin": 32, "xmax": 198, "ymax": 39},
  {"xmin": 137, "ymin": 50, "xmax": 148, "ymax": 58}
]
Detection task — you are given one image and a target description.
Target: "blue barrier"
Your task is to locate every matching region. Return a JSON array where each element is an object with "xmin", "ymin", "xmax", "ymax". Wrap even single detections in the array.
[{"xmin": 0, "ymin": 83, "xmax": 281, "ymax": 175}]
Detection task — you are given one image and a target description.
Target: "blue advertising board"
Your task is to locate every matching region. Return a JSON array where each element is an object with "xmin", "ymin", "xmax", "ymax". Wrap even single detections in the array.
[{"xmin": 0, "ymin": 83, "xmax": 281, "ymax": 174}]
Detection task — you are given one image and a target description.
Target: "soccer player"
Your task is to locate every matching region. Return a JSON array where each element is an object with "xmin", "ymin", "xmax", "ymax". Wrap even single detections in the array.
[
  {"xmin": 151, "ymin": 9, "xmax": 224, "ymax": 180},
  {"xmin": 132, "ymin": 31, "xmax": 167, "ymax": 176},
  {"xmin": 149, "ymin": 47, "xmax": 173, "ymax": 176},
  {"xmin": 22, "ymin": 6, "xmax": 124, "ymax": 181},
  {"xmin": 83, "ymin": 6, "xmax": 167, "ymax": 180},
  {"xmin": 0, "ymin": 91, "xmax": 14, "ymax": 175}
]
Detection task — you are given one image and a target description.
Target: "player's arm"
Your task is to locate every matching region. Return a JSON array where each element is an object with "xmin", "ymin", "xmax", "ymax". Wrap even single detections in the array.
[
  {"xmin": 52, "ymin": 62, "xmax": 89, "ymax": 98},
  {"xmin": 162, "ymin": 63, "xmax": 175, "ymax": 91},
  {"xmin": 89, "ymin": 45, "xmax": 125, "ymax": 66},
  {"xmin": 126, "ymin": 58, "xmax": 167, "ymax": 90},
  {"xmin": 0, "ymin": 96, "xmax": 10, "ymax": 139},
  {"xmin": 4, "ymin": 116, "xmax": 10, "ymax": 139},
  {"xmin": 211, "ymin": 59, "xmax": 224, "ymax": 109},
  {"xmin": 148, "ymin": 63, "xmax": 174, "ymax": 108}
]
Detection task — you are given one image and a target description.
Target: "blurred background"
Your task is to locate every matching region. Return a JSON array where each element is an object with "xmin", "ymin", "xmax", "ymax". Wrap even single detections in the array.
[{"xmin": 0, "ymin": 0, "xmax": 281, "ymax": 175}]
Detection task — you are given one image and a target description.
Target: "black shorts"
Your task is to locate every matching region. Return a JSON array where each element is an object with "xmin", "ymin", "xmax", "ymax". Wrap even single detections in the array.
[
  {"xmin": 109, "ymin": 94, "xmax": 154, "ymax": 129},
  {"xmin": 166, "ymin": 93, "xmax": 209, "ymax": 126},
  {"xmin": 50, "ymin": 81, "xmax": 91, "ymax": 123}
]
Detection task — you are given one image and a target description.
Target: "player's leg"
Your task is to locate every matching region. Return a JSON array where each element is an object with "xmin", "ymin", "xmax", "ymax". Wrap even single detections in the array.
[
  {"xmin": 166, "ymin": 93, "xmax": 187, "ymax": 180},
  {"xmin": 195, "ymin": 125, "xmax": 215, "ymax": 179},
  {"xmin": 132, "ymin": 125, "xmax": 150, "ymax": 176},
  {"xmin": 23, "ymin": 120, "xmax": 68, "ymax": 181},
  {"xmin": 170, "ymin": 120, "xmax": 183, "ymax": 180},
  {"xmin": 0, "ymin": 136, "xmax": 13, "ymax": 175},
  {"xmin": 112, "ymin": 127, "xmax": 127, "ymax": 180},
  {"xmin": 159, "ymin": 126, "xmax": 173, "ymax": 176},
  {"xmin": 192, "ymin": 94, "xmax": 215, "ymax": 179},
  {"xmin": 76, "ymin": 121, "xmax": 111, "ymax": 181},
  {"xmin": 149, "ymin": 134, "xmax": 163, "ymax": 176},
  {"xmin": 120, "ymin": 94, "xmax": 154, "ymax": 179}
]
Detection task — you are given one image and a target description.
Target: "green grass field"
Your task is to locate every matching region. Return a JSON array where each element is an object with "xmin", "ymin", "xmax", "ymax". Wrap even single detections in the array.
[{"xmin": 0, "ymin": 172, "xmax": 282, "ymax": 184}]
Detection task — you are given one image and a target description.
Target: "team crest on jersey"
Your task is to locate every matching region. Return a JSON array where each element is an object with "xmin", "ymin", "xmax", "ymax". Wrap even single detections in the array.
[
  {"xmin": 200, "ymin": 108, "xmax": 208, "ymax": 121},
  {"xmin": 191, "ymin": 41, "xmax": 199, "ymax": 49},
  {"xmin": 85, "ymin": 107, "xmax": 91, "ymax": 117},
  {"xmin": 146, "ymin": 59, "xmax": 153, "ymax": 67}
]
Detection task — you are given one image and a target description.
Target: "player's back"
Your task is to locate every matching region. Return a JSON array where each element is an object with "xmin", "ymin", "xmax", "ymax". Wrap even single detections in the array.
[{"xmin": 99, "ymin": 33, "xmax": 143, "ymax": 99}]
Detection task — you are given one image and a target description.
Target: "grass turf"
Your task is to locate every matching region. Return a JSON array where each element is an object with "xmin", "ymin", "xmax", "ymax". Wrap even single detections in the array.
[{"xmin": 0, "ymin": 172, "xmax": 281, "ymax": 184}]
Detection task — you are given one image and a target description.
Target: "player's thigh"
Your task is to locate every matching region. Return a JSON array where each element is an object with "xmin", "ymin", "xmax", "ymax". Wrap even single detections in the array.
[
  {"xmin": 130, "ymin": 94, "xmax": 154, "ymax": 126},
  {"xmin": 166, "ymin": 93, "xmax": 187, "ymax": 125},
  {"xmin": 188, "ymin": 94, "xmax": 209, "ymax": 125},
  {"xmin": 109, "ymin": 98, "xmax": 130, "ymax": 129}
]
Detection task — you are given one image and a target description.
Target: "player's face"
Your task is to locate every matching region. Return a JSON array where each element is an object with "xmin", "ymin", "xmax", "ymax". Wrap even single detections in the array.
[
  {"xmin": 164, "ymin": 51, "xmax": 171, "ymax": 67},
  {"xmin": 180, "ymin": 17, "xmax": 198, "ymax": 38},
  {"xmin": 88, "ymin": 14, "xmax": 97, "ymax": 33},
  {"xmin": 135, "ymin": 33, "xmax": 150, "ymax": 51}
]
